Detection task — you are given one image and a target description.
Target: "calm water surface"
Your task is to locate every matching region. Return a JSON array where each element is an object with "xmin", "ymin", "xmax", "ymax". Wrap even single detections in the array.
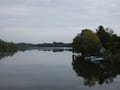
[{"xmin": 0, "ymin": 49, "xmax": 120, "ymax": 90}]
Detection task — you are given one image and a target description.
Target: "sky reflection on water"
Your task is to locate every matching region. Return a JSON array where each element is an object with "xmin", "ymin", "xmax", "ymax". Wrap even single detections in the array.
[{"xmin": 0, "ymin": 49, "xmax": 120, "ymax": 90}]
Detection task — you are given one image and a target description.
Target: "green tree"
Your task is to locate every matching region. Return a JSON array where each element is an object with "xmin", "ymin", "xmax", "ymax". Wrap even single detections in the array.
[
  {"xmin": 0, "ymin": 39, "xmax": 17, "ymax": 51},
  {"xmin": 96, "ymin": 26, "xmax": 120, "ymax": 53},
  {"xmin": 96, "ymin": 26, "xmax": 111, "ymax": 49},
  {"xmin": 73, "ymin": 29, "xmax": 102, "ymax": 56}
]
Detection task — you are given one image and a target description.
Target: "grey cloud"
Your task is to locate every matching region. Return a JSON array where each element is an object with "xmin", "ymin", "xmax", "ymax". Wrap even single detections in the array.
[{"xmin": 0, "ymin": 0, "xmax": 120, "ymax": 43}]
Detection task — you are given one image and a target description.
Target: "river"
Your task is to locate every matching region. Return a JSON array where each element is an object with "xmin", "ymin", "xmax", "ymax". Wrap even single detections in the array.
[{"xmin": 0, "ymin": 48, "xmax": 120, "ymax": 90}]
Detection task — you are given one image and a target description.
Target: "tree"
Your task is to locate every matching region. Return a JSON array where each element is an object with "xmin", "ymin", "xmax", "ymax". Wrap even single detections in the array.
[
  {"xmin": 0, "ymin": 39, "xmax": 17, "ymax": 51},
  {"xmin": 73, "ymin": 29, "xmax": 102, "ymax": 56},
  {"xmin": 96, "ymin": 26, "xmax": 111, "ymax": 49},
  {"xmin": 96, "ymin": 26, "xmax": 120, "ymax": 53}
]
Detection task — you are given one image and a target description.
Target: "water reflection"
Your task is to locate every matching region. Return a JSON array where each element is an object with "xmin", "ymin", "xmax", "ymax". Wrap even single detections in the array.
[
  {"xmin": 72, "ymin": 55, "xmax": 120, "ymax": 87},
  {"xmin": 0, "ymin": 47, "xmax": 72, "ymax": 61},
  {"xmin": 0, "ymin": 51, "xmax": 17, "ymax": 60},
  {"xmin": 18, "ymin": 47, "xmax": 72, "ymax": 52}
]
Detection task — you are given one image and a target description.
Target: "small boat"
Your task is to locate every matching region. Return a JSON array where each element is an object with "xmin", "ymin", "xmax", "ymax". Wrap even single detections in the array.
[
  {"xmin": 91, "ymin": 56, "xmax": 107, "ymax": 63},
  {"xmin": 85, "ymin": 56, "xmax": 107, "ymax": 63}
]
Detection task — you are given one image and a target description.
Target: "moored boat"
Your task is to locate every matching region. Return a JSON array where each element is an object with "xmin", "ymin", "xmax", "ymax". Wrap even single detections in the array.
[{"xmin": 85, "ymin": 56, "xmax": 107, "ymax": 63}]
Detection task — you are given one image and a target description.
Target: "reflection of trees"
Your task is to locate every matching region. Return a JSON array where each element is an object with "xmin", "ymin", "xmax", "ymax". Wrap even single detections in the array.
[
  {"xmin": 52, "ymin": 49, "xmax": 64, "ymax": 53},
  {"xmin": 52, "ymin": 49, "xmax": 72, "ymax": 53},
  {"xmin": 72, "ymin": 55, "xmax": 120, "ymax": 87},
  {"xmin": 0, "ymin": 51, "xmax": 17, "ymax": 60},
  {"xmin": 18, "ymin": 47, "xmax": 72, "ymax": 53}
]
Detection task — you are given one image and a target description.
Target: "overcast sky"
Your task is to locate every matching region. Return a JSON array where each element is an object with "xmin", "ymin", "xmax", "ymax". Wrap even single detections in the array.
[{"xmin": 0, "ymin": 0, "xmax": 120, "ymax": 43}]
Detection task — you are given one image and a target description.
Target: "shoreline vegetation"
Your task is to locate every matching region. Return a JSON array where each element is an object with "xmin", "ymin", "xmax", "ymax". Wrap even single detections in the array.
[
  {"xmin": 72, "ymin": 26, "xmax": 120, "ymax": 63},
  {"xmin": 17, "ymin": 42, "xmax": 72, "ymax": 48},
  {"xmin": 0, "ymin": 39, "xmax": 17, "ymax": 52},
  {"xmin": 16, "ymin": 42, "xmax": 72, "ymax": 51},
  {"xmin": 0, "ymin": 25, "xmax": 120, "ymax": 63},
  {"xmin": 0, "ymin": 39, "xmax": 72, "ymax": 51}
]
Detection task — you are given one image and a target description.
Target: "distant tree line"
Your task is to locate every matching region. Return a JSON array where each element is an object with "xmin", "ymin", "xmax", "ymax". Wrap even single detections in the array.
[
  {"xmin": 17, "ymin": 42, "xmax": 72, "ymax": 48},
  {"xmin": 73, "ymin": 26, "xmax": 120, "ymax": 56},
  {"xmin": 36, "ymin": 42, "xmax": 72, "ymax": 47},
  {"xmin": 0, "ymin": 39, "xmax": 17, "ymax": 51}
]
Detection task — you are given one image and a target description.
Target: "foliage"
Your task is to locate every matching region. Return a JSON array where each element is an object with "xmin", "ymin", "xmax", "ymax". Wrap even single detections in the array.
[
  {"xmin": 17, "ymin": 42, "xmax": 72, "ymax": 48},
  {"xmin": 73, "ymin": 26, "xmax": 120, "ymax": 56},
  {"xmin": 96, "ymin": 26, "xmax": 111, "ymax": 49},
  {"xmin": 0, "ymin": 39, "xmax": 17, "ymax": 51},
  {"xmin": 96, "ymin": 26, "xmax": 120, "ymax": 54},
  {"xmin": 73, "ymin": 29, "xmax": 102, "ymax": 56}
]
